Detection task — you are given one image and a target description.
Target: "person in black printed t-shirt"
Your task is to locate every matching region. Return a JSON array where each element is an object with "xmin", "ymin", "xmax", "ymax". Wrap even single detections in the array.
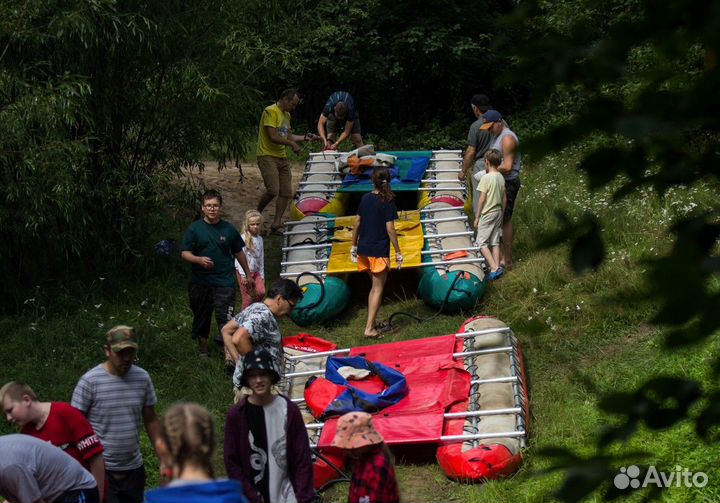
[{"xmin": 224, "ymin": 349, "xmax": 314, "ymax": 503}]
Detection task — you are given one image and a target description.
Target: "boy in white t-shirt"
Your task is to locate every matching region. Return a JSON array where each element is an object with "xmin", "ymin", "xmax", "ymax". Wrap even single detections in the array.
[{"xmin": 474, "ymin": 149, "xmax": 507, "ymax": 281}]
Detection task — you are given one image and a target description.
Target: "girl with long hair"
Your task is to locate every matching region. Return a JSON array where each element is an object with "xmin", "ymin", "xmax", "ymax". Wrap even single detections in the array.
[
  {"xmin": 235, "ymin": 210, "xmax": 266, "ymax": 309},
  {"xmin": 351, "ymin": 167, "xmax": 402, "ymax": 338},
  {"xmin": 146, "ymin": 402, "xmax": 247, "ymax": 503}
]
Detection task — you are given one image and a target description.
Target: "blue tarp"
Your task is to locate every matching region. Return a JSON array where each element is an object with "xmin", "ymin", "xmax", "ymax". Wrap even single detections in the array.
[
  {"xmin": 321, "ymin": 356, "xmax": 409, "ymax": 417},
  {"xmin": 338, "ymin": 152, "xmax": 431, "ymax": 193}
]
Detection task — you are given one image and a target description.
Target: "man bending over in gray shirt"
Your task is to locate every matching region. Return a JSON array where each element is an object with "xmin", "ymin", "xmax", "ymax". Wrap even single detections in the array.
[{"xmin": 0, "ymin": 434, "xmax": 98, "ymax": 503}]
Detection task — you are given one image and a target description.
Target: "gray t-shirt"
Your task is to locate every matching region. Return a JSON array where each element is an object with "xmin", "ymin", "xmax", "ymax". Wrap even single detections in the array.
[
  {"xmin": 71, "ymin": 364, "xmax": 157, "ymax": 470},
  {"xmin": 467, "ymin": 118, "xmax": 493, "ymax": 167},
  {"xmin": 0, "ymin": 434, "xmax": 96, "ymax": 503},
  {"xmin": 232, "ymin": 302, "xmax": 283, "ymax": 389}
]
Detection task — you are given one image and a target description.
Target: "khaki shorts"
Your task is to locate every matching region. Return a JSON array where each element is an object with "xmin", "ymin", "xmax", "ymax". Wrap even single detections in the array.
[
  {"xmin": 257, "ymin": 156, "xmax": 292, "ymax": 198},
  {"xmin": 475, "ymin": 210, "xmax": 503, "ymax": 247}
]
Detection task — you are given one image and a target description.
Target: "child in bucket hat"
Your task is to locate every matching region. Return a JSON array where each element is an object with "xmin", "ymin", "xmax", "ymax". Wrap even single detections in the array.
[
  {"xmin": 224, "ymin": 349, "xmax": 315, "ymax": 503},
  {"xmin": 332, "ymin": 412, "xmax": 400, "ymax": 503},
  {"xmin": 240, "ymin": 349, "xmax": 280, "ymax": 387}
]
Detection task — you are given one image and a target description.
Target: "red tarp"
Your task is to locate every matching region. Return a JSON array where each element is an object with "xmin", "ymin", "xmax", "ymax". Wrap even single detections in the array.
[{"xmin": 317, "ymin": 335, "xmax": 470, "ymax": 448}]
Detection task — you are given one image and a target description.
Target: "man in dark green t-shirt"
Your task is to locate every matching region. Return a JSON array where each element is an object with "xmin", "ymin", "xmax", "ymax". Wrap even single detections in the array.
[{"xmin": 180, "ymin": 190, "xmax": 253, "ymax": 360}]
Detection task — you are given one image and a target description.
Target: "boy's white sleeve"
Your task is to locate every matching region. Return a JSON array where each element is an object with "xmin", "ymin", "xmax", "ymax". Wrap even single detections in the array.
[
  {"xmin": 473, "ymin": 169, "xmax": 486, "ymax": 182},
  {"xmin": 234, "ymin": 258, "xmax": 246, "ymax": 277}
]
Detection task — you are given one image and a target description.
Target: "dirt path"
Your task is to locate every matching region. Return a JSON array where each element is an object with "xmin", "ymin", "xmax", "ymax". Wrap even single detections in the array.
[{"xmin": 187, "ymin": 161, "xmax": 306, "ymax": 229}]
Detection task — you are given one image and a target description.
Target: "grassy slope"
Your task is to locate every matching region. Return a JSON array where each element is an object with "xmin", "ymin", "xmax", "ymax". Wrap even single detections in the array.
[{"xmin": 1, "ymin": 143, "xmax": 718, "ymax": 502}]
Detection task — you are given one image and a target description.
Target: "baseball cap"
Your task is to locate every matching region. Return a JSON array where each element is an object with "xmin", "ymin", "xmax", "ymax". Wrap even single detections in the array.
[
  {"xmin": 105, "ymin": 325, "xmax": 138, "ymax": 352},
  {"xmin": 480, "ymin": 110, "xmax": 503, "ymax": 130}
]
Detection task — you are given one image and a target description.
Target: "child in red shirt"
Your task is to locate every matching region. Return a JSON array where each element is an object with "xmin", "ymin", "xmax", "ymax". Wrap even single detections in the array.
[{"xmin": 1, "ymin": 381, "xmax": 105, "ymax": 496}]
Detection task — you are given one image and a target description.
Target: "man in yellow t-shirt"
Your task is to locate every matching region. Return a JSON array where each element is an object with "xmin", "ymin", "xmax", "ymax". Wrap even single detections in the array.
[{"xmin": 256, "ymin": 88, "xmax": 318, "ymax": 235}]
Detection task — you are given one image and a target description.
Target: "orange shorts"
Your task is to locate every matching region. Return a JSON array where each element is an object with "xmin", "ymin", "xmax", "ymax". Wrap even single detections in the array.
[{"xmin": 357, "ymin": 256, "xmax": 390, "ymax": 273}]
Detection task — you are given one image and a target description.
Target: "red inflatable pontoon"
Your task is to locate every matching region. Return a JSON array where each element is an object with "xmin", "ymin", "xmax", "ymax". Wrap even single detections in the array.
[{"xmin": 281, "ymin": 316, "xmax": 529, "ymax": 488}]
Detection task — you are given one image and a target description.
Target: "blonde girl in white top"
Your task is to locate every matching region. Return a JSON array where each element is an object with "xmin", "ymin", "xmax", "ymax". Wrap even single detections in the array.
[{"xmin": 234, "ymin": 210, "xmax": 266, "ymax": 309}]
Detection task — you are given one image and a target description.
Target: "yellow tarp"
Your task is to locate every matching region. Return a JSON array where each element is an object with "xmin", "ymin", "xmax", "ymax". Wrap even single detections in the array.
[{"xmin": 327, "ymin": 210, "xmax": 424, "ymax": 274}]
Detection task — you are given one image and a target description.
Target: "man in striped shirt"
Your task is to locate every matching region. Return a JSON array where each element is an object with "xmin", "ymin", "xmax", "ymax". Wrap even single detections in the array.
[{"xmin": 72, "ymin": 325, "xmax": 160, "ymax": 503}]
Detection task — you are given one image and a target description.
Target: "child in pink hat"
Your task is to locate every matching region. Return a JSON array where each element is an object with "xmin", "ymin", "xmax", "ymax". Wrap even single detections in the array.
[{"xmin": 332, "ymin": 412, "xmax": 400, "ymax": 503}]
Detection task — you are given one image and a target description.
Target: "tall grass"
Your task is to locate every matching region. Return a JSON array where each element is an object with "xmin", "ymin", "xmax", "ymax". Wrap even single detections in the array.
[{"xmin": 0, "ymin": 136, "xmax": 718, "ymax": 502}]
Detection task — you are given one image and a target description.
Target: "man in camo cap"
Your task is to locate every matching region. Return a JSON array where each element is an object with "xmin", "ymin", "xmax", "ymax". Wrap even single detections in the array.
[{"xmin": 72, "ymin": 326, "xmax": 160, "ymax": 503}]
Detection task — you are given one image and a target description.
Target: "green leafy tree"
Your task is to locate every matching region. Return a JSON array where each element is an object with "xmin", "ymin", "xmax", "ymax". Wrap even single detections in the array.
[
  {"xmin": 285, "ymin": 0, "xmax": 518, "ymax": 135},
  {"xmin": 0, "ymin": 0, "xmax": 302, "ymax": 308},
  {"xmin": 501, "ymin": 0, "xmax": 720, "ymax": 500}
]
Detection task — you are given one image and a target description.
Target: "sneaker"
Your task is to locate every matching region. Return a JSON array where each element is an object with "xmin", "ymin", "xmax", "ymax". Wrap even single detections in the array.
[{"xmin": 488, "ymin": 268, "xmax": 505, "ymax": 281}]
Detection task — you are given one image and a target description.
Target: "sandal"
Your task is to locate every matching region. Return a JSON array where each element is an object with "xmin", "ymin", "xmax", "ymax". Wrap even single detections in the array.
[
  {"xmin": 363, "ymin": 332, "xmax": 384, "ymax": 339},
  {"xmin": 375, "ymin": 321, "xmax": 400, "ymax": 334}
]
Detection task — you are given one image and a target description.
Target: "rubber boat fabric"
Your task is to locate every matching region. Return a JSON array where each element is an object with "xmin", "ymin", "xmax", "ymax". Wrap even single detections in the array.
[
  {"xmin": 284, "ymin": 315, "xmax": 528, "ymax": 486},
  {"xmin": 326, "ymin": 210, "xmax": 424, "ymax": 273},
  {"xmin": 315, "ymin": 335, "xmax": 471, "ymax": 446}
]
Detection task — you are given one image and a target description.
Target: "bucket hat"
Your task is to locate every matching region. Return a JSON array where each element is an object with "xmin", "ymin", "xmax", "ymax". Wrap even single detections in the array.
[
  {"xmin": 331, "ymin": 412, "xmax": 384, "ymax": 450},
  {"xmin": 241, "ymin": 349, "xmax": 280, "ymax": 386}
]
